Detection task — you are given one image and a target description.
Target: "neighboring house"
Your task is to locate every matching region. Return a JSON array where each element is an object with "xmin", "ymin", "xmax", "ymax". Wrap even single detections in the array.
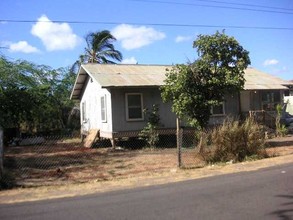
[
  {"xmin": 284, "ymin": 80, "xmax": 293, "ymax": 96},
  {"xmin": 70, "ymin": 64, "xmax": 291, "ymax": 145},
  {"xmin": 240, "ymin": 68, "xmax": 290, "ymax": 113}
]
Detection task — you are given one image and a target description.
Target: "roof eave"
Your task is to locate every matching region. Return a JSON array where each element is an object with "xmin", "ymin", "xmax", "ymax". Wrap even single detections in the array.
[{"xmin": 70, "ymin": 65, "xmax": 90, "ymax": 100}]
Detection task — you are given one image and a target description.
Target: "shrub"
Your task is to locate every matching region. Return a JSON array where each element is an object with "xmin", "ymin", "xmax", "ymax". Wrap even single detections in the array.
[
  {"xmin": 139, "ymin": 104, "xmax": 161, "ymax": 148},
  {"xmin": 139, "ymin": 123, "xmax": 159, "ymax": 148},
  {"xmin": 200, "ymin": 117, "xmax": 267, "ymax": 163}
]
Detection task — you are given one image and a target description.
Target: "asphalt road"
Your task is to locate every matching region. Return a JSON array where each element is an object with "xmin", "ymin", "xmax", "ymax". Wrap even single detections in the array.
[{"xmin": 0, "ymin": 163, "xmax": 292, "ymax": 220}]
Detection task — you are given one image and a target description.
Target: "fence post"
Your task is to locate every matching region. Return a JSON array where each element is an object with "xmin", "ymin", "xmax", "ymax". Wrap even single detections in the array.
[
  {"xmin": 0, "ymin": 126, "xmax": 3, "ymax": 179},
  {"xmin": 176, "ymin": 118, "xmax": 182, "ymax": 168}
]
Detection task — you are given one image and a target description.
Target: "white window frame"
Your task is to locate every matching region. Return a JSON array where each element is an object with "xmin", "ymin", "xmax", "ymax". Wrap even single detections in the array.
[
  {"xmin": 101, "ymin": 95, "xmax": 107, "ymax": 123},
  {"xmin": 211, "ymin": 102, "xmax": 225, "ymax": 116},
  {"xmin": 125, "ymin": 93, "xmax": 144, "ymax": 121}
]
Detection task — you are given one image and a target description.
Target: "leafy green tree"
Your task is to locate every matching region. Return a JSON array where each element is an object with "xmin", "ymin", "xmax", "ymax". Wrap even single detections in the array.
[
  {"xmin": 84, "ymin": 30, "xmax": 123, "ymax": 64},
  {"xmin": 0, "ymin": 57, "xmax": 37, "ymax": 129},
  {"xmin": 161, "ymin": 31, "xmax": 251, "ymax": 128},
  {"xmin": 0, "ymin": 56, "xmax": 76, "ymax": 134}
]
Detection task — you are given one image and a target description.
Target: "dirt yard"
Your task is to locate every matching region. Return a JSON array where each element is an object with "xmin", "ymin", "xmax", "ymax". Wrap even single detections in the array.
[
  {"xmin": 2, "ymin": 135, "xmax": 293, "ymax": 189},
  {"xmin": 3, "ymin": 142, "xmax": 179, "ymax": 188}
]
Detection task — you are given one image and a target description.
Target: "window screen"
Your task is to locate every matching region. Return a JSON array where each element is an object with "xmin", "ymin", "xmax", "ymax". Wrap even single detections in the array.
[{"xmin": 126, "ymin": 93, "xmax": 143, "ymax": 120}]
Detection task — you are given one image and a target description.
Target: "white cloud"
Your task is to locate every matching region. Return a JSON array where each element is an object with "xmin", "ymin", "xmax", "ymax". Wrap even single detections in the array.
[
  {"xmin": 112, "ymin": 24, "xmax": 166, "ymax": 50},
  {"xmin": 175, "ymin": 35, "xmax": 192, "ymax": 43},
  {"xmin": 6, "ymin": 41, "xmax": 40, "ymax": 53},
  {"xmin": 121, "ymin": 57, "xmax": 138, "ymax": 64},
  {"xmin": 263, "ymin": 59, "xmax": 279, "ymax": 66},
  {"xmin": 0, "ymin": 41, "xmax": 10, "ymax": 49},
  {"xmin": 31, "ymin": 15, "xmax": 81, "ymax": 51}
]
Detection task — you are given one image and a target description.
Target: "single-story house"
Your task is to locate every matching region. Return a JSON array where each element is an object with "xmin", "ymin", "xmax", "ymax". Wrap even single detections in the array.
[{"xmin": 70, "ymin": 64, "xmax": 291, "ymax": 146}]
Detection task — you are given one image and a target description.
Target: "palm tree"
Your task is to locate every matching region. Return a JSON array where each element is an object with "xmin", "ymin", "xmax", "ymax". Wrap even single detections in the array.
[
  {"xmin": 70, "ymin": 54, "xmax": 86, "ymax": 74},
  {"xmin": 69, "ymin": 31, "xmax": 123, "ymax": 122},
  {"xmin": 84, "ymin": 30, "xmax": 123, "ymax": 64}
]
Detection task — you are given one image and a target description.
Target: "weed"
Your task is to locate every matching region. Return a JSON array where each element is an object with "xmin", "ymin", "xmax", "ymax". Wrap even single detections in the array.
[
  {"xmin": 199, "ymin": 117, "xmax": 267, "ymax": 163},
  {"xmin": 275, "ymin": 104, "xmax": 288, "ymax": 137}
]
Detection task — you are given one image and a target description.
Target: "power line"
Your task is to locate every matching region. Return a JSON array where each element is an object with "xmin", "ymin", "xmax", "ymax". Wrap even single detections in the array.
[
  {"xmin": 130, "ymin": 0, "xmax": 293, "ymax": 15},
  {"xmin": 1, "ymin": 19, "xmax": 293, "ymax": 31},
  {"xmin": 131, "ymin": 0, "xmax": 293, "ymax": 11},
  {"xmin": 194, "ymin": 0, "xmax": 293, "ymax": 11}
]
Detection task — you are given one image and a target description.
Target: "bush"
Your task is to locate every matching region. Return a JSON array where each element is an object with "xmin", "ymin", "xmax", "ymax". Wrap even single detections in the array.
[
  {"xmin": 200, "ymin": 117, "xmax": 267, "ymax": 163},
  {"xmin": 139, "ymin": 104, "xmax": 161, "ymax": 148}
]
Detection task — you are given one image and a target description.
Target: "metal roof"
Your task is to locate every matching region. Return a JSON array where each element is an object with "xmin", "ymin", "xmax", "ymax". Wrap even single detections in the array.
[
  {"xmin": 70, "ymin": 64, "xmax": 290, "ymax": 100},
  {"xmin": 243, "ymin": 68, "xmax": 290, "ymax": 90},
  {"xmin": 70, "ymin": 64, "xmax": 171, "ymax": 99},
  {"xmin": 85, "ymin": 63, "xmax": 170, "ymax": 87}
]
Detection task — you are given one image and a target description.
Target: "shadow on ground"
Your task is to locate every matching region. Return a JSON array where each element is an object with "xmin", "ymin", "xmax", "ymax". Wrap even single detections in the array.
[{"xmin": 270, "ymin": 194, "xmax": 293, "ymax": 220}]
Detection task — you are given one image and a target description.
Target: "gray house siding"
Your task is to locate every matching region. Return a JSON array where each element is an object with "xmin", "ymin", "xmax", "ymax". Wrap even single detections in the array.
[
  {"xmin": 251, "ymin": 91, "xmax": 262, "ymax": 110},
  {"xmin": 111, "ymin": 87, "xmax": 177, "ymax": 132},
  {"xmin": 209, "ymin": 93, "xmax": 240, "ymax": 125},
  {"xmin": 111, "ymin": 87, "xmax": 240, "ymax": 132}
]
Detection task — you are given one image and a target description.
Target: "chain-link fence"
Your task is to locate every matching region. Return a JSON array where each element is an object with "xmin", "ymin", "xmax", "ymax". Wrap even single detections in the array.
[
  {"xmin": 177, "ymin": 128, "xmax": 205, "ymax": 168},
  {"xmin": 1, "ymin": 129, "xmax": 203, "ymax": 189}
]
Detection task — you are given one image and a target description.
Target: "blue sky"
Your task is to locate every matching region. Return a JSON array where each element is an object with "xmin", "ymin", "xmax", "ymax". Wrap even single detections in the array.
[{"xmin": 0, "ymin": 0, "xmax": 292, "ymax": 80}]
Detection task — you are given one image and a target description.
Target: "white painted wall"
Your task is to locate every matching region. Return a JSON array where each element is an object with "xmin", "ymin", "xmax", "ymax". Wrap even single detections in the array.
[
  {"xmin": 80, "ymin": 78, "xmax": 112, "ymax": 134},
  {"xmin": 284, "ymin": 96, "xmax": 293, "ymax": 115}
]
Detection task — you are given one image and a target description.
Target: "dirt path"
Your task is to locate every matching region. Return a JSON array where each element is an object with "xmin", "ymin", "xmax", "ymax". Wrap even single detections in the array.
[{"xmin": 0, "ymin": 153, "xmax": 292, "ymax": 204}]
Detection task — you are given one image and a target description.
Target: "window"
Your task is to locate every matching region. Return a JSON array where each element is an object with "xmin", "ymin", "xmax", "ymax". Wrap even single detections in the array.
[
  {"xmin": 126, "ymin": 93, "xmax": 144, "ymax": 121},
  {"xmin": 211, "ymin": 102, "xmax": 225, "ymax": 115},
  {"xmin": 81, "ymin": 101, "xmax": 86, "ymax": 122},
  {"xmin": 101, "ymin": 95, "xmax": 107, "ymax": 122},
  {"xmin": 261, "ymin": 91, "xmax": 281, "ymax": 111}
]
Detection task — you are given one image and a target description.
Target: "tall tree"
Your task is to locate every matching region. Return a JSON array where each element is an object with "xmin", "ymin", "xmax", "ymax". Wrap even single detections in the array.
[
  {"xmin": 161, "ymin": 31, "xmax": 251, "ymax": 128},
  {"xmin": 84, "ymin": 30, "xmax": 122, "ymax": 64},
  {"xmin": 0, "ymin": 56, "xmax": 77, "ymax": 134}
]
